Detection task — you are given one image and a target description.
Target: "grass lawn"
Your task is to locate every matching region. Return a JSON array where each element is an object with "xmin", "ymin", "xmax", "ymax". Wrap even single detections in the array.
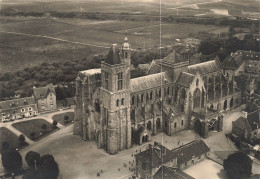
[
  {"xmin": 52, "ymin": 112, "xmax": 74, "ymax": 126},
  {"xmin": 12, "ymin": 119, "xmax": 58, "ymax": 141},
  {"xmin": 0, "ymin": 127, "xmax": 28, "ymax": 153}
]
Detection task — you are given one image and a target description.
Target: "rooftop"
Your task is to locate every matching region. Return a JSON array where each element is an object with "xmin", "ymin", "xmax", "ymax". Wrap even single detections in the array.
[
  {"xmin": 80, "ymin": 69, "xmax": 101, "ymax": 75},
  {"xmin": 0, "ymin": 96, "xmax": 36, "ymax": 110},
  {"xmin": 188, "ymin": 60, "xmax": 221, "ymax": 75},
  {"xmin": 176, "ymin": 72, "xmax": 195, "ymax": 87}
]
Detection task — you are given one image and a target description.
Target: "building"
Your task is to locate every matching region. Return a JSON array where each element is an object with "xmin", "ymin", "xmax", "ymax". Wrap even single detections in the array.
[
  {"xmin": 0, "ymin": 97, "xmax": 38, "ymax": 122},
  {"xmin": 228, "ymin": 9, "xmax": 244, "ymax": 19},
  {"xmin": 74, "ymin": 37, "xmax": 240, "ymax": 154},
  {"xmin": 153, "ymin": 165, "xmax": 194, "ymax": 179},
  {"xmin": 33, "ymin": 84, "xmax": 57, "ymax": 112},
  {"xmin": 232, "ymin": 111, "xmax": 260, "ymax": 141},
  {"xmin": 134, "ymin": 140, "xmax": 209, "ymax": 179}
]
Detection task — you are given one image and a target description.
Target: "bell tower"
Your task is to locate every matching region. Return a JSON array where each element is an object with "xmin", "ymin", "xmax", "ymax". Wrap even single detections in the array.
[{"xmin": 100, "ymin": 37, "xmax": 131, "ymax": 155}]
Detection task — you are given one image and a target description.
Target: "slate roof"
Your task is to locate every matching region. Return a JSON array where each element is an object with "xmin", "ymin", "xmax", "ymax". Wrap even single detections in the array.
[
  {"xmin": 105, "ymin": 44, "xmax": 121, "ymax": 65},
  {"xmin": 33, "ymin": 85, "xmax": 55, "ymax": 99},
  {"xmin": 233, "ymin": 117, "xmax": 252, "ymax": 133},
  {"xmin": 80, "ymin": 69, "xmax": 101, "ymax": 76},
  {"xmin": 247, "ymin": 110, "xmax": 260, "ymax": 131},
  {"xmin": 0, "ymin": 97, "xmax": 36, "ymax": 110},
  {"xmin": 130, "ymin": 72, "xmax": 170, "ymax": 93},
  {"xmin": 135, "ymin": 143, "xmax": 176, "ymax": 169},
  {"xmin": 154, "ymin": 165, "xmax": 195, "ymax": 179},
  {"xmin": 172, "ymin": 140, "xmax": 210, "ymax": 165},
  {"xmin": 176, "ymin": 72, "xmax": 195, "ymax": 87},
  {"xmin": 188, "ymin": 60, "xmax": 221, "ymax": 75}
]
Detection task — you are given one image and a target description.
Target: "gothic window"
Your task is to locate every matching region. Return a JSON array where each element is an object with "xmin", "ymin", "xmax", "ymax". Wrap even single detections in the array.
[
  {"xmin": 174, "ymin": 87, "xmax": 179, "ymax": 102},
  {"xmin": 181, "ymin": 120, "xmax": 184, "ymax": 126},
  {"xmin": 167, "ymin": 87, "xmax": 170, "ymax": 95},
  {"xmin": 174, "ymin": 122, "xmax": 177, "ymax": 128},
  {"xmin": 124, "ymin": 51, "xmax": 128, "ymax": 58},
  {"xmin": 116, "ymin": 99, "xmax": 119, "ymax": 107},
  {"xmin": 121, "ymin": 98, "xmax": 124, "ymax": 105},
  {"xmin": 132, "ymin": 96, "xmax": 135, "ymax": 105},
  {"xmin": 150, "ymin": 91, "xmax": 153, "ymax": 100},
  {"xmin": 105, "ymin": 72, "xmax": 109, "ymax": 90},
  {"xmin": 193, "ymin": 88, "xmax": 201, "ymax": 109},
  {"xmin": 201, "ymin": 89, "xmax": 205, "ymax": 107},
  {"xmin": 159, "ymin": 89, "xmax": 161, "ymax": 98},
  {"xmin": 117, "ymin": 72, "xmax": 123, "ymax": 90},
  {"xmin": 94, "ymin": 100, "xmax": 100, "ymax": 112}
]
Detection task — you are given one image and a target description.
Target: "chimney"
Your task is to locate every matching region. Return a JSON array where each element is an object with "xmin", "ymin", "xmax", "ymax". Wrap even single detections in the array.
[{"xmin": 242, "ymin": 111, "xmax": 248, "ymax": 118}]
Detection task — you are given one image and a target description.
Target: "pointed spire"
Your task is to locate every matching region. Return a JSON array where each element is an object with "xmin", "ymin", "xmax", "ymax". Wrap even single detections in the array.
[{"xmin": 105, "ymin": 44, "xmax": 121, "ymax": 65}]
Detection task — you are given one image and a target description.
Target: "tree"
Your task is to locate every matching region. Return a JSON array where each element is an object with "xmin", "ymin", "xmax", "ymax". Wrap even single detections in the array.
[
  {"xmin": 223, "ymin": 152, "xmax": 252, "ymax": 179},
  {"xmin": 64, "ymin": 115, "xmax": 69, "ymax": 121},
  {"xmin": 52, "ymin": 120, "xmax": 58, "ymax": 127},
  {"xmin": 22, "ymin": 168, "xmax": 40, "ymax": 179},
  {"xmin": 1, "ymin": 150, "xmax": 23, "ymax": 173},
  {"xmin": 38, "ymin": 154, "xmax": 59, "ymax": 179},
  {"xmin": 30, "ymin": 132, "xmax": 36, "ymax": 140},
  {"xmin": 18, "ymin": 134, "xmax": 26, "ymax": 144},
  {"xmin": 25, "ymin": 151, "xmax": 40, "ymax": 169}
]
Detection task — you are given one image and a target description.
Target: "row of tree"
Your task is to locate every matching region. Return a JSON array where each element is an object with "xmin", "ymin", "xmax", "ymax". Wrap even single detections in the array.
[{"xmin": 1, "ymin": 149, "xmax": 59, "ymax": 179}]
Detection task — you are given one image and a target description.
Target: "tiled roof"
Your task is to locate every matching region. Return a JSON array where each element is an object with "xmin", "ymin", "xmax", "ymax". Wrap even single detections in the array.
[
  {"xmin": 104, "ymin": 44, "xmax": 121, "ymax": 65},
  {"xmin": 135, "ymin": 143, "xmax": 176, "ymax": 169},
  {"xmin": 33, "ymin": 85, "xmax": 55, "ymax": 99},
  {"xmin": 172, "ymin": 140, "xmax": 210, "ymax": 165},
  {"xmin": 247, "ymin": 110, "xmax": 260, "ymax": 131},
  {"xmin": 176, "ymin": 72, "xmax": 195, "ymax": 87},
  {"xmin": 0, "ymin": 97, "xmax": 36, "ymax": 110},
  {"xmin": 130, "ymin": 72, "xmax": 170, "ymax": 93},
  {"xmin": 188, "ymin": 60, "xmax": 221, "ymax": 75},
  {"xmin": 233, "ymin": 117, "xmax": 252, "ymax": 133},
  {"xmin": 154, "ymin": 165, "xmax": 194, "ymax": 179}
]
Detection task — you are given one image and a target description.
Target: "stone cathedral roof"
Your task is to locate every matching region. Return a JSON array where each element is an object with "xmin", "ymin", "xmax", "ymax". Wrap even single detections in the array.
[
  {"xmin": 176, "ymin": 72, "xmax": 195, "ymax": 87},
  {"xmin": 188, "ymin": 60, "xmax": 221, "ymax": 75},
  {"xmin": 130, "ymin": 72, "xmax": 170, "ymax": 93}
]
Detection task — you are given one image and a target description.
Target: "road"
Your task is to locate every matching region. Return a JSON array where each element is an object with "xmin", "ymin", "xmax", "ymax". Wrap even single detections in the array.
[{"xmin": 0, "ymin": 31, "xmax": 110, "ymax": 49}]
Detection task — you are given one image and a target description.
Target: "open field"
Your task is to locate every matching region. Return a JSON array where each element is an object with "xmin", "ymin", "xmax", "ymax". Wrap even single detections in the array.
[
  {"xmin": 12, "ymin": 118, "xmax": 58, "ymax": 141},
  {"xmin": 0, "ymin": 127, "xmax": 28, "ymax": 153},
  {"xmin": 0, "ymin": 16, "xmax": 226, "ymax": 73},
  {"xmin": 52, "ymin": 112, "xmax": 74, "ymax": 126}
]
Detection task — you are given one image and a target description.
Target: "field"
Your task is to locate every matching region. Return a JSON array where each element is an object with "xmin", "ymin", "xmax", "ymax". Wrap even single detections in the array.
[
  {"xmin": 0, "ymin": 127, "xmax": 28, "ymax": 153},
  {"xmin": 0, "ymin": 16, "xmax": 225, "ymax": 73},
  {"xmin": 12, "ymin": 118, "xmax": 58, "ymax": 141},
  {"xmin": 52, "ymin": 112, "xmax": 74, "ymax": 126}
]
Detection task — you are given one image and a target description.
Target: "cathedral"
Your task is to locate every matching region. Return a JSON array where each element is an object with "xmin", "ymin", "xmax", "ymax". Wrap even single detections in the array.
[{"xmin": 73, "ymin": 37, "xmax": 241, "ymax": 155}]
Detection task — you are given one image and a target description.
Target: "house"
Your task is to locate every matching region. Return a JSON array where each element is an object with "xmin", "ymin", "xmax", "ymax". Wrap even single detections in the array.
[
  {"xmin": 134, "ymin": 140, "xmax": 209, "ymax": 179},
  {"xmin": 154, "ymin": 165, "xmax": 194, "ymax": 179},
  {"xmin": 228, "ymin": 9, "xmax": 244, "ymax": 19},
  {"xmin": 33, "ymin": 84, "xmax": 57, "ymax": 112},
  {"xmin": 135, "ymin": 143, "xmax": 178, "ymax": 179},
  {"xmin": 0, "ymin": 97, "xmax": 38, "ymax": 122},
  {"xmin": 232, "ymin": 111, "xmax": 260, "ymax": 141},
  {"xmin": 171, "ymin": 140, "xmax": 210, "ymax": 170}
]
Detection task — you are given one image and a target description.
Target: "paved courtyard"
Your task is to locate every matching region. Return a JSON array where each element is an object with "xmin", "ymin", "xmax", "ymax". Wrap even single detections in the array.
[{"xmin": 184, "ymin": 159, "xmax": 227, "ymax": 179}]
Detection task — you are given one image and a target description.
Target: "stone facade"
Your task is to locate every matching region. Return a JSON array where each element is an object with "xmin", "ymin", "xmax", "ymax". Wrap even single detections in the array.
[{"xmin": 74, "ymin": 37, "xmax": 241, "ymax": 154}]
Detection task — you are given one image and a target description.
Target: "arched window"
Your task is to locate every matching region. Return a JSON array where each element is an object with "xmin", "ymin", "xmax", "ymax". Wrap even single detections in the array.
[
  {"xmin": 94, "ymin": 100, "xmax": 100, "ymax": 112},
  {"xmin": 167, "ymin": 87, "xmax": 170, "ymax": 95},
  {"xmin": 181, "ymin": 120, "xmax": 184, "ymax": 126},
  {"xmin": 174, "ymin": 87, "xmax": 179, "ymax": 102},
  {"xmin": 174, "ymin": 122, "xmax": 177, "ymax": 128},
  {"xmin": 121, "ymin": 98, "xmax": 124, "ymax": 105},
  {"xmin": 132, "ymin": 96, "xmax": 135, "ymax": 105},
  {"xmin": 124, "ymin": 51, "xmax": 128, "ymax": 58},
  {"xmin": 159, "ymin": 89, "xmax": 161, "ymax": 98},
  {"xmin": 193, "ymin": 88, "xmax": 201, "ymax": 109},
  {"xmin": 150, "ymin": 91, "xmax": 153, "ymax": 100},
  {"xmin": 116, "ymin": 99, "xmax": 119, "ymax": 107},
  {"xmin": 141, "ymin": 94, "xmax": 144, "ymax": 103}
]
